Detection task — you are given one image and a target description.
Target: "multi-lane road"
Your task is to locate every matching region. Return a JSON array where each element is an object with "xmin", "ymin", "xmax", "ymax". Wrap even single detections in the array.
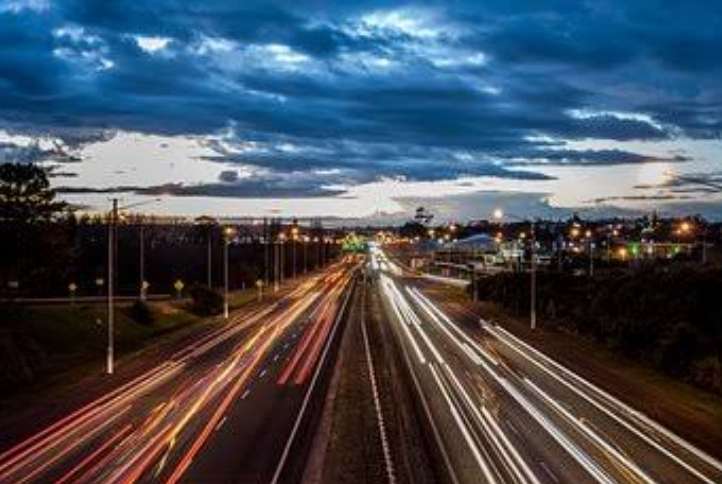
[
  {"xmin": 2, "ymin": 247, "xmax": 721, "ymax": 484},
  {"xmin": 0, "ymin": 260, "xmax": 357, "ymax": 484},
  {"xmin": 371, "ymin": 245, "xmax": 722, "ymax": 484}
]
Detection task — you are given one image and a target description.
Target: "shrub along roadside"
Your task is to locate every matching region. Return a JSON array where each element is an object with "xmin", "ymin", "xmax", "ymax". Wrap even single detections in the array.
[
  {"xmin": 189, "ymin": 284, "xmax": 224, "ymax": 316},
  {"xmin": 473, "ymin": 266, "xmax": 722, "ymax": 393},
  {"xmin": 0, "ymin": 301, "xmax": 200, "ymax": 393}
]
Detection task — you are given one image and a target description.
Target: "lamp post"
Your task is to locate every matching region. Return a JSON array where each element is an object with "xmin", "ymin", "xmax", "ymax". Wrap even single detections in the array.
[
  {"xmin": 585, "ymin": 229, "xmax": 594, "ymax": 277},
  {"xmin": 303, "ymin": 235, "xmax": 309, "ymax": 273},
  {"xmin": 291, "ymin": 226, "xmax": 299, "ymax": 279},
  {"xmin": 274, "ymin": 234, "xmax": 280, "ymax": 293},
  {"xmin": 139, "ymin": 223, "xmax": 146, "ymax": 300},
  {"xmin": 494, "ymin": 209, "xmax": 537, "ymax": 330},
  {"xmin": 107, "ymin": 198, "xmax": 118, "ymax": 374},
  {"xmin": 223, "ymin": 226, "xmax": 236, "ymax": 319},
  {"xmin": 279, "ymin": 232, "xmax": 287, "ymax": 284}
]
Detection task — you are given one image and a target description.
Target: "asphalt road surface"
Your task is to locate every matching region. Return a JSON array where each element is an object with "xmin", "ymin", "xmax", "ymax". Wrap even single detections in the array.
[
  {"xmin": 370, "ymin": 244, "xmax": 722, "ymax": 484},
  {"xmin": 0, "ymin": 260, "xmax": 357, "ymax": 484}
]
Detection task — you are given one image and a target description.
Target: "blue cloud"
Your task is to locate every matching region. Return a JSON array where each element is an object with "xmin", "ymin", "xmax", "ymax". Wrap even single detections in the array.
[{"xmin": 1, "ymin": 1, "xmax": 721, "ymax": 195}]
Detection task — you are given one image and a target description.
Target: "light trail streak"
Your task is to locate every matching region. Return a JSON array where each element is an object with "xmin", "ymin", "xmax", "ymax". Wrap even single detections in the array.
[
  {"xmin": 485, "ymin": 324, "xmax": 722, "ymax": 483},
  {"xmin": 384, "ymin": 275, "xmax": 615, "ymax": 484},
  {"xmin": 443, "ymin": 366, "xmax": 541, "ymax": 484},
  {"xmin": 0, "ymin": 264, "xmax": 352, "ymax": 483},
  {"xmin": 428, "ymin": 363, "xmax": 499, "ymax": 484},
  {"xmin": 523, "ymin": 377, "xmax": 655, "ymax": 484},
  {"xmin": 54, "ymin": 423, "xmax": 134, "ymax": 484}
]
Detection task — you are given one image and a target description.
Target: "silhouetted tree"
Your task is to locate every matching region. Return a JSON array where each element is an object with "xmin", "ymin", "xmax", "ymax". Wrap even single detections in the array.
[
  {"xmin": 0, "ymin": 163, "xmax": 67, "ymax": 224},
  {"xmin": 0, "ymin": 163, "xmax": 70, "ymax": 294}
]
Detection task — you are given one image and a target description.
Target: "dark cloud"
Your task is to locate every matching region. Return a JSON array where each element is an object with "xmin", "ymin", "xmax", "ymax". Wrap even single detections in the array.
[
  {"xmin": 507, "ymin": 149, "xmax": 690, "ymax": 167},
  {"xmin": 0, "ymin": 142, "xmax": 55, "ymax": 164},
  {"xmin": 634, "ymin": 172, "xmax": 722, "ymax": 196},
  {"xmin": 218, "ymin": 169, "xmax": 239, "ymax": 183},
  {"xmin": 1, "ymin": 1, "xmax": 721, "ymax": 196}
]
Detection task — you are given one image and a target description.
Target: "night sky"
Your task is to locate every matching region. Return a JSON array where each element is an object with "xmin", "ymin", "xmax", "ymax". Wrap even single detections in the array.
[{"xmin": 1, "ymin": 1, "xmax": 721, "ymax": 221}]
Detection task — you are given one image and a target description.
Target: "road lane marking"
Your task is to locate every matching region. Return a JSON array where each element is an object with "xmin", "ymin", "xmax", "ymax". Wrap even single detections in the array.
[
  {"xmin": 539, "ymin": 461, "xmax": 560, "ymax": 483},
  {"xmin": 361, "ymin": 288, "xmax": 397, "ymax": 484},
  {"xmin": 215, "ymin": 416, "xmax": 227, "ymax": 432},
  {"xmin": 428, "ymin": 363, "xmax": 498, "ymax": 484}
]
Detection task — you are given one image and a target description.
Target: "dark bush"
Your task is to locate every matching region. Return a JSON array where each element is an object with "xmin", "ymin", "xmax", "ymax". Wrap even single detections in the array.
[
  {"xmin": 474, "ymin": 266, "xmax": 722, "ymax": 392},
  {"xmin": 189, "ymin": 284, "xmax": 223, "ymax": 316},
  {"xmin": 129, "ymin": 300, "xmax": 154, "ymax": 325}
]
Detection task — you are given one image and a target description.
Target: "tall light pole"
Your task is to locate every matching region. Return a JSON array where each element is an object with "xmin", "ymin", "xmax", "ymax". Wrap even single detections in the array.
[
  {"xmin": 107, "ymin": 198, "xmax": 118, "ymax": 374},
  {"xmin": 494, "ymin": 209, "xmax": 537, "ymax": 330},
  {"xmin": 139, "ymin": 223, "xmax": 146, "ymax": 301},
  {"xmin": 223, "ymin": 226, "xmax": 236, "ymax": 319},
  {"xmin": 585, "ymin": 229, "xmax": 594, "ymax": 277},
  {"xmin": 303, "ymin": 235, "xmax": 309, "ymax": 273},
  {"xmin": 105, "ymin": 197, "xmax": 160, "ymax": 375},
  {"xmin": 274, "ymin": 235, "xmax": 280, "ymax": 293},
  {"xmin": 291, "ymin": 226, "xmax": 299, "ymax": 279},
  {"xmin": 313, "ymin": 236, "xmax": 320, "ymax": 269},
  {"xmin": 208, "ymin": 232, "xmax": 212, "ymax": 288},
  {"xmin": 279, "ymin": 232, "xmax": 286, "ymax": 284}
]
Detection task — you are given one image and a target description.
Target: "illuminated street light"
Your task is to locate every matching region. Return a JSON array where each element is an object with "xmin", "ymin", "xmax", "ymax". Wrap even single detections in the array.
[{"xmin": 492, "ymin": 208, "xmax": 537, "ymax": 330}]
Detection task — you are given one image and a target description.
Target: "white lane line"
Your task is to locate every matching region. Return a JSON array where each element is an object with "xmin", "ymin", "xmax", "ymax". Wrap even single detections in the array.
[
  {"xmin": 487, "ymin": 325, "xmax": 720, "ymax": 483},
  {"xmin": 506, "ymin": 420, "xmax": 521, "ymax": 438},
  {"xmin": 215, "ymin": 416, "xmax": 227, "ymax": 432},
  {"xmin": 428, "ymin": 364, "xmax": 499, "ymax": 484},
  {"xmin": 259, "ymin": 369, "xmax": 267, "ymax": 378},
  {"xmin": 361, "ymin": 297, "xmax": 397, "ymax": 484},
  {"xmin": 410, "ymin": 288, "xmax": 499, "ymax": 366},
  {"xmin": 241, "ymin": 390, "xmax": 251, "ymax": 400},
  {"xmin": 539, "ymin": 461, "xmax": 560, "ymax": 484},
  {"xmin": 444, "ymin": 366, "xmax": 539, "ymax": 484},
  {"xmin": 524, "ymin": 378, "xmax": 656, "ymax": 484},
  {"xmin": 380, "ymin": 276, "xmax": 426, "ymax": 364}
]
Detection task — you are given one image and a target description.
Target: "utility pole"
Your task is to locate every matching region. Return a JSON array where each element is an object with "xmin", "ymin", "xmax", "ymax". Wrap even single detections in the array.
[
  {"xmin": 207, "ymin": 230, "xmax": 212, "ymax": 289},
  {"xmin": 224, "ymin": 236, "xmax": 229, "ymax": 319},
  {"xmin": 139, "ymin": 223, "xmax": 145, "ymax": 301},
  {"xmin": 303, "ymin": 237, "xmax": 308, "ymax": 273},
  {"xmin": 264, "ymin": 218, "xmax": 270, "ymax": 286},
  {"xmin": 107, "ymin": 198, "xmax": 118, "ymax": 375},
  {"xmin": 292, "ymin": 239, "xmax": 297, "ymax": 279},
  {"xmin": 223, "ymin": 227, "xmax": 234, "ymax": 320},
  {"xmin": 530, "ymin": 220, "xmax": 537, "ymax": 331},
  {"xmin": 274, "ymin": 238, "xmax": 280, "ymax": 293}
]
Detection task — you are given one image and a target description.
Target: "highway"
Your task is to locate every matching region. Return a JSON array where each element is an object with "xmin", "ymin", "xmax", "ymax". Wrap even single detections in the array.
[
  {"xmin": 0, "ymin": 260, "xmax": 357, "ymax": 484},
  {"xmin": 370, "ymin": 245, "xmax": 722, "ymax": 484}
]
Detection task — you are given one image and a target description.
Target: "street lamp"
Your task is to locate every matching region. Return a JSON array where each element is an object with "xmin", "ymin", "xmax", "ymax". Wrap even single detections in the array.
[
  {"xmin": 223, "ymin": 226, "xmax": 236, "ymax": 319},
  {"xmin": 585, "ymin": 229, "xmax": 594, "ymax": 277},
  {"xmin": 313, "ymin": 236, "xmax": 320, "ymax": 269},
  {"xmin": 494, "ymin": 208, "xmax": 537, "ymax": 330},
  {"xmin": 303, "ymin": 235, "xmax": 310, "ymax": 273},
  {"xmin": 278, "ymin": 232, "xmax": 287, "ymax": 286},
  {"xmin": 291, "ymin": 226, "xmax": 299, "ymax": 279}
]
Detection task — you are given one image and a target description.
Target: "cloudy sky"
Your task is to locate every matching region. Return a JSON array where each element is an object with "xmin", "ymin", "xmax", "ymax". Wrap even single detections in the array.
[{"xmin": 1, "ymin": 0, "xmax": 721, "ymax": 221}]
